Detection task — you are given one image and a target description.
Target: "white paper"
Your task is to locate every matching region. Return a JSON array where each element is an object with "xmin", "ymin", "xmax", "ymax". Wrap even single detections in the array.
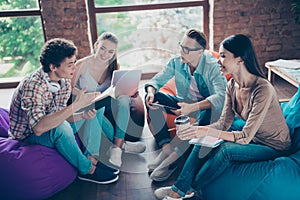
[
  {"xmin": 91, "ymin": 86, "xmax": 115, "ymax": 103},
  {"xmin": 268, "ymin": 59, "xmax": 300, "ymax": 69}
]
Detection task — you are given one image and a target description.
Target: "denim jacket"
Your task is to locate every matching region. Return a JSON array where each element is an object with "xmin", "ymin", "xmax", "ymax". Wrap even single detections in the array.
[{"xmin": 145, "ymin": 52, "xmax": 227, "ymax": 123}]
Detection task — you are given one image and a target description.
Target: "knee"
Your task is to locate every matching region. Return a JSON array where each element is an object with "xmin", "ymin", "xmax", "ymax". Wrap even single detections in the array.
[
  {"xmin": 51, "ymin": 121, "xmax": 74, "ymax": 140},
  {"xmin": 117, "ymin": 95, "xmax": 130, "ymax": 106},
  {"xmin": 216, "ymin": 142, "xmax": 235, "ymax": 161}
]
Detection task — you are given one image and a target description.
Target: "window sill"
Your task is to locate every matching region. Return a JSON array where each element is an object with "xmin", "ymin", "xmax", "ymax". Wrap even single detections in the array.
[{"xmin": 0, "ymin": 77, "xmax": 22, "ymax": 89}]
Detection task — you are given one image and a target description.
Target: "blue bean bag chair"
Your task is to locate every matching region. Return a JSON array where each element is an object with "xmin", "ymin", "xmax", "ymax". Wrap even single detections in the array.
[
  {"xmin": 201, "ymin": 86, "xmax": 300, "ymax": 200},
  {"xmin": 0, "ymin": 108, "xmax": 78, "ymax": 200}
]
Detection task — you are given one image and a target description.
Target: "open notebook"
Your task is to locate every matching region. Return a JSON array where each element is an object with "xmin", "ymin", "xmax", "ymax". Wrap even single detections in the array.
[{"xmin": 189, "ymin": 136, "xmax": 223, "ymax": 148}]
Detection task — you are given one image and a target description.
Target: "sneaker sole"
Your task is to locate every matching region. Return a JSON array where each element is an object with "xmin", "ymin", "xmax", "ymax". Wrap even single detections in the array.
[
  {"xmin": 78, "ymin": 175, "xmax": 119, "ymax": 185},
  {"xmin": 109, "ymin": 158, "xmax": 122, "ymax": 168},
  {"xmin": 155, "ymin": 186, "xmax": 195, "ymax": 199}
]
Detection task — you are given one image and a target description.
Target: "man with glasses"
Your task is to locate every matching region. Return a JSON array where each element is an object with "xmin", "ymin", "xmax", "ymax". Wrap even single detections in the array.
[{"xmin": 144, "ymin": 28, "xmax": 227, "ymax": 182}]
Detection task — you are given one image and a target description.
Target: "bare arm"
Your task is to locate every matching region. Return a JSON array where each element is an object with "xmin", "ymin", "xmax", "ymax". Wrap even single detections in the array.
[{"xmin": 178, "ymin": 99, "xmax": 212, "ymax": 116}]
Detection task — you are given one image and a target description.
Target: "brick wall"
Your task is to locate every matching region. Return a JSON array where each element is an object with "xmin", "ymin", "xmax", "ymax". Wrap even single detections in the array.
[
  {"xmin": 214, "ymin": 0, "xmax": 300, "ymax": 67},
  {"xmin": 40, "ymin": 0, "xmax": 91, "ymax": 59},
  {"xmin": 39, "ymin": 0, "xmax": 300, "ymax": 66}
]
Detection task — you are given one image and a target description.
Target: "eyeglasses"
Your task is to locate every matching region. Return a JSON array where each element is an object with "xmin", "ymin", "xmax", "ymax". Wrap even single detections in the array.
[{"xmin": 178, "ymin": 42, "xmax": 203, "ymax": 54}]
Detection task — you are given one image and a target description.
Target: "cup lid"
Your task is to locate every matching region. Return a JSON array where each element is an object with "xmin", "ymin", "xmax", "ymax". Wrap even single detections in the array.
[{"xmin": 174, "ymin": 115, "xmax": 190, "ymax": 124}]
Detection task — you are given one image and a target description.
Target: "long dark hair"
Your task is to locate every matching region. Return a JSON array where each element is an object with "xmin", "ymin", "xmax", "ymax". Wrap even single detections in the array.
[
  {"xmin": 96, "ymin": 32, "xmax": 120, "ymax": 78},
  {"xmin": 221, "ymin": 34, "xmax": 266, "ymax": 78}
]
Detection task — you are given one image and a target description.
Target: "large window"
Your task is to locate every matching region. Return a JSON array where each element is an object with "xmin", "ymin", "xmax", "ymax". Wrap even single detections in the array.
[
  {"xmin": 88, "ymin": 0, "xmax": 209, "ymax": 77},
  {"xmin": 0, "ymin": 0, "xmax": 45, "ymax": 79}
]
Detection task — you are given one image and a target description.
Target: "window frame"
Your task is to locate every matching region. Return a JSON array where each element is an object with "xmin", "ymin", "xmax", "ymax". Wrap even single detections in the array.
[
  {"xmin": 86, "ymin": 0, "xmax": 209, "ymax": 79},
  {"xmin": 0, "ymin": 2, "xmax": 45, "ymax": 88}
]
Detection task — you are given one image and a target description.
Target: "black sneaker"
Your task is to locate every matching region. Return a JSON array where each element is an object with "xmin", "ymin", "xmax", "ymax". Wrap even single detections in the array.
[
  {"xmin": 78, "ymin": 168, "xmax": 119, "ymax": 184},
  {"xmin": 96, "ymin": 161, "xmax": 120, "ymax": 174}
]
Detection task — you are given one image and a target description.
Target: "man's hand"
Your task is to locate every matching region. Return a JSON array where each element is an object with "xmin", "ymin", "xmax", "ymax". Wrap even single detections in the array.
[
  {"xmin": 82, "ymin": 109, "xmax": 97, "ymax": 120},
  {"xmin": 145, "ymin": 86, "xmax": 157, "ymax": 109},
  {"xmin": 177, "ymin": 102, "xmax": 196, "ymax": 116},
  {"xmin": 73, "ymin": 87, "xmax": 100, "ymax": 111}
]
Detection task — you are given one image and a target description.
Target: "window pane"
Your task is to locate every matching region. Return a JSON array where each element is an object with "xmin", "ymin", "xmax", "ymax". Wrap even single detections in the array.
[
  {"xmin": 96, "ymin": 6, "xmax": 203, "ymax": 73},
  {"xmin": 95, "ymin": 0, "xmax": 200, "ymax": 7},
  {"xmin": 0, "ymin": 0, "xmax": 39, "ymax": 10},
  {"xmin": 0, "ymin": 16, "xmax": 44, "ymax": 78}
]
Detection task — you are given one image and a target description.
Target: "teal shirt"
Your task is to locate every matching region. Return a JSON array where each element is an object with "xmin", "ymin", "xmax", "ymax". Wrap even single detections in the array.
[{"xmin": 145, "ymin": 52, "xmax": 227, "ymax": 123}]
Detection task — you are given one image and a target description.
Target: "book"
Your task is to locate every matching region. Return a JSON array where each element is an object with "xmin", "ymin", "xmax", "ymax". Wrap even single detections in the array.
[
  {"xmin": 91, "ymin": 85, "xmax": 115, "ymax": 102},
  {"xmin": 189, "ymin": 136, "xmax": 223, "ymax": 148}
]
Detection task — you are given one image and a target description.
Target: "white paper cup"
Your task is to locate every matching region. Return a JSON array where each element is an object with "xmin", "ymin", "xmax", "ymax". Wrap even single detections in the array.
[{"xmin": 174, "ymin": 115, "xmax": 191, "ymax": 133}]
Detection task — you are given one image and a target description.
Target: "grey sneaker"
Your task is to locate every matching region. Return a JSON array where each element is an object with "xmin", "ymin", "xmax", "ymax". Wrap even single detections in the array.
[
  {"xmin": 150, "ymin": 152, "xmax": 179, "ymax": 182},
  {"xmin": 155, "ymin": 186, "xmax": 195, "ymax": 200},
  {"xmin": 147, "ymin": 150, "xmax": 168, "ymax": 172},
  {"xmin": 123, "ymin": 141, "xmax": 146, "ymax": 153}
]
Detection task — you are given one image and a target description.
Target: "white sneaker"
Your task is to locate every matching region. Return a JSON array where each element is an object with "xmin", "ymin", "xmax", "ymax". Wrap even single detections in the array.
[
  {"xmin": 150, "ymin": 152, "xmax": 179, "ymax": 182},
  {"xmin": 154, "ymin": 186, "xmax": 172, "ymax": 199},
  {"xmin": 108, "ymin": 146, "xmax": 122, "ymax": 167},
  {"xmin": 123, "ymin": 141, "xmax": 146, "ymax": 153},
  {"xmin": 155, "ymin": 186, "xmax": 195, "ymax": 200},
  {"xmin": 147, "ymin": 150, "xmax": 168, "ymax": 172}
]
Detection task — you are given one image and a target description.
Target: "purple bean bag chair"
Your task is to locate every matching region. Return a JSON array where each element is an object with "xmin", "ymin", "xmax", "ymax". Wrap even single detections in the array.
[{"xmin": 0, "ymin": 108, "xmax": 78, "ymax": 200}]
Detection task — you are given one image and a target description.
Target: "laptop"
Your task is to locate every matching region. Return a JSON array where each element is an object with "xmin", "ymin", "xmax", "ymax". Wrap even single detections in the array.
[
  {"xmin": 91, "ymin": 69, "xmax": 142, "ymax": 103},
  {"xmin": 111, "ymin": 69, "xmax": 142, "ymax": 97}
]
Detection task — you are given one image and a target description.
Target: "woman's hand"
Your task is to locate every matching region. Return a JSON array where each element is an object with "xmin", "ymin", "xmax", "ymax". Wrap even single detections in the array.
[
  {"xmin": 82, "ymin": 109, "xmax": 97, "ymax": 120},
  {"xmin": 177, "ymin": 125, "xmax": 208, "ymax": 140}
]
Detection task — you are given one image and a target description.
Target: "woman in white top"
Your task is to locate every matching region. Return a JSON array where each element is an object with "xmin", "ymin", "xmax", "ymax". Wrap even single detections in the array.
[{"xmin": 72, "ymin": 32, "xmax": 146, "ymax": 168}]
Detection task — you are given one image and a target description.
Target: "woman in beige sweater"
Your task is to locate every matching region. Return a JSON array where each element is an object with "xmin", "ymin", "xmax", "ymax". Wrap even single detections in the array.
[{"xmin": 154, "ymin": 34, "xmax": 291, "ymax": 200}]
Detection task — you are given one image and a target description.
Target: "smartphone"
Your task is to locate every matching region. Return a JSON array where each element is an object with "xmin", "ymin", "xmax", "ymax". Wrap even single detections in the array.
[{"xmin": 150, "ymin": 103, "xmax": 178, "ymax": 110}]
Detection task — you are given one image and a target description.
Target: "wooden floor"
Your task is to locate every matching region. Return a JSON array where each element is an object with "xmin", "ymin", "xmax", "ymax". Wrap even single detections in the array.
[{"xmin": 0, "ymin": 76, "xmax": 297, "ymax": 200}]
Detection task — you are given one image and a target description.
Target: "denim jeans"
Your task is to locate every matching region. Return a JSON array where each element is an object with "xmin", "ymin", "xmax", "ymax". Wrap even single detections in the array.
[
  {"xmin": 172, "ymin": 142, "xmax": 285, "ymax": 197},
  {"xmin": 71, "ymin": 108, "xmax": 109, "ymax": 157},
  {"xmin": 24, "ymin": 121, "xmax": 92, "ymax": 175},
  {"xmin": 147, "ymin": 92, "xmax": 211, "ymax": 148}
]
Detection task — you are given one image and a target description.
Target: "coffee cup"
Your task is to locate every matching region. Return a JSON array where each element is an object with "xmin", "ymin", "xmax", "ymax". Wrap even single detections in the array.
[{"xmin": 174, "ymin": 115, "xmax": 191, "ymax": 133}]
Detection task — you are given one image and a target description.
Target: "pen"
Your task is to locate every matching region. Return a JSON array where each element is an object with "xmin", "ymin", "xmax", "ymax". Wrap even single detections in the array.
[{"xmin": 168, "ymin": 127, "xmax": 176, "ymax": 131}]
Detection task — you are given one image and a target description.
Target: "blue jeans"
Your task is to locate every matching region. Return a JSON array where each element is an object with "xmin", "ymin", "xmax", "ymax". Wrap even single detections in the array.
[
  {"xmin": 71, "ymin": 108, "xmax": 110, "ymax": 157},
  {"xmin": 24, "ymin": 121, "xmax": 92, "ymax": 175},
  {"xmin": 172, "ymin": 142, "xmax": 286, "ymax": 197},
  {"xmin": 146, "ymin": 92, "xmax": 211, "ymax": 148}
]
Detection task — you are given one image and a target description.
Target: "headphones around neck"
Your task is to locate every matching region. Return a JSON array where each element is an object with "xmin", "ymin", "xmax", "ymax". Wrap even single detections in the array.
[
  {"xmin": 47, "ymin": 80, "xmax": 61, "ymax": 93},
  {"xmin": 44, "ymin": 73, "xmax": 63, "ymax": 93}
]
